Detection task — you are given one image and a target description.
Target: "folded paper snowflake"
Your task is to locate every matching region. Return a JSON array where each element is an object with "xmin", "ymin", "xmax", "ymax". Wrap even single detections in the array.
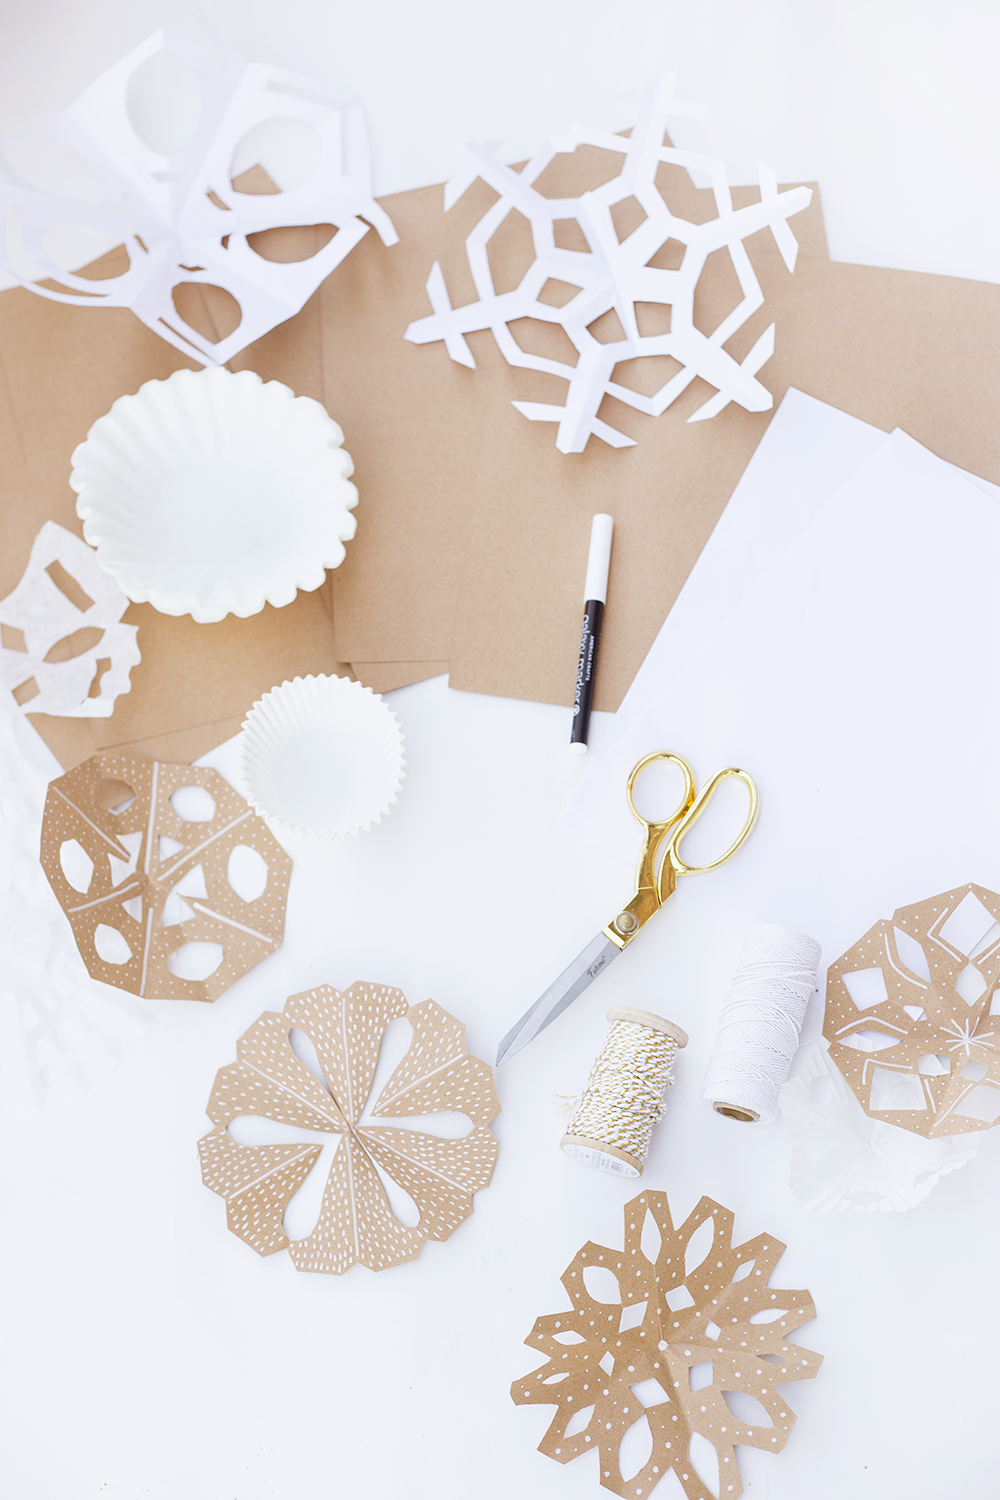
[
  {"xmin": 513, "ymin": 1190, "xmax": 821, "ymax": 1499},
  {"xmin": 40, "ymin": 753, "xmax": 291, "ymax": 1001},
  {"xmin": 199, "ymin": 982, "xmax": 500, "ymax": 1273},
  {"xmin": 0, "ymin": 521, "xmax": 140, "ymax": 717},
  {"xmin": 0, "ymin": 25, "xmax": 397, "ymax": 365},
  {"xmin": 824, "ymin": 883, "xmax": 1000, "ymax": 1138},
  {"xmin": 406, "ymin": 73, "xmax": 811, "ymax": 453}
]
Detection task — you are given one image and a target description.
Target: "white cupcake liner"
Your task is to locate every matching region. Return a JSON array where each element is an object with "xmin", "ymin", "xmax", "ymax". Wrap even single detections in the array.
[
  {"xmin": 238, "ymin": 675, "xmax": 405, "ymax": 838},
  {"xmin": 780, "ymin": 1039, "xmax": 978, "ymax": 1213},
  {"xmin": 70, "ymin": 368, "xmax": 358, "ymax": 623}
]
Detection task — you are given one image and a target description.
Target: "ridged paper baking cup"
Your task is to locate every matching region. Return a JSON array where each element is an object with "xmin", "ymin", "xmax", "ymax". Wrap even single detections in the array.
[
  {"xmin": 70, "ymin": 368, "xmax": 358, "ymax": 623},
  {"xmin": 239, "ymin": 675, "xmax": 405, "ymax": 838}
]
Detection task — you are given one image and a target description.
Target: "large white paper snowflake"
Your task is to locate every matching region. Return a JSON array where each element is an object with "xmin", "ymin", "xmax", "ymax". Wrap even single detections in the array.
[
  {"xmin": 405, "ymin": 74, "xmax": 811, "ymax": 453},
  {"xmin": 0, "ymin": 25, "xmax": 397, "ymax": 366}
]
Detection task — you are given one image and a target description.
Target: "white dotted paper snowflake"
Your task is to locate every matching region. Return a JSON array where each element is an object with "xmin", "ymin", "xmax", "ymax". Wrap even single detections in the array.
[{"xmin": 405, "ymin": 74, "xmax": 811, "ymax": 453}]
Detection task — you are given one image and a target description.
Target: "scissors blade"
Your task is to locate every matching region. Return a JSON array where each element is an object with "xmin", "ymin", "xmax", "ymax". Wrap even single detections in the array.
[{"xmin": 495, "ymin": 932, "xmax": 620, "ymax": 1067}]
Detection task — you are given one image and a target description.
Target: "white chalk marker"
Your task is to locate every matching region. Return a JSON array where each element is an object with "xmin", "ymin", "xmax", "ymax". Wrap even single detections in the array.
[{"xmin": 570, "ymin": 513, "xmax": 614, "ymax": 752}]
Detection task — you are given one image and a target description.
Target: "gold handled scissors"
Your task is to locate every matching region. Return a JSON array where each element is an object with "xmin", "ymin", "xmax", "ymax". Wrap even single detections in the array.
[{"xmin": 495, "ymin": 752, "xmax": 758, "ymax": 1066}]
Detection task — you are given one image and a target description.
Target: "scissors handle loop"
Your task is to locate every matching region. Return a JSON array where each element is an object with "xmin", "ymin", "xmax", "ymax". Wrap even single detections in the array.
[
  {"xmin": 606, "ymin": 753, "xmax": 758, "ymax": 948},
  {"xmin": 665, "ymin": 766, "xmax": 759, "ymax": 883},
  {"xmin": 625, "ymin": 751, "xmax": 695, "ymax": 831}
]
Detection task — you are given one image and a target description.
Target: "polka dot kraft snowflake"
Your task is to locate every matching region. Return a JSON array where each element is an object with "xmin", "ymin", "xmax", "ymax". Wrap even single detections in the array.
[
  {"xmin": 824, "ymin": 882, "xmax": 1000, "ymax": 1138},
  {"xmin": 512, "ymin": 1190, "xmax": 821, "ymax": 1499},
  {"xmin": 198, "ymin": 982, "xmax": 500, "ymax": 1273},
  {"xmin": 405, "ymin": 73, "xmax": 812, "ymax": 454}
]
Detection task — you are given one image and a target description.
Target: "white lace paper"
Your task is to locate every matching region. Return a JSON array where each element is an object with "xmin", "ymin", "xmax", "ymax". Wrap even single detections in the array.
[
  {"xmin": 781, "ymin": 1039, "xmax": 977, "ymax": 1213},
  {"xmin": 0, "ymin": 521, "xmax": 140, "ymax": 718},
  {"xmin": 0, "ymin": 24, "xmax": 397, "ymax": 365},
  {"xmin": 405, "ymin": 73, "xmax": 811, "ymax": 453},
  {"xmin": 0, "ymin": 709, "xmax": 157, "ymax": 1120}
]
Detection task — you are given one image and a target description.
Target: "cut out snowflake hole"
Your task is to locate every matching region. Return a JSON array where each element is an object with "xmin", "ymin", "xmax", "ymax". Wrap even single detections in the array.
[
  {"xmin": 955, "ymin": 964, "xmax": 987, "ymax": 1004},
  {"xmin": 939, "ymin": 892, "xmax": 995, "ymax": 956},
  {"xmin": 584, "ymin": 1265, "xmax": 622, "ymax": 1304},
  {"xmin": 842, "ymin": 968, "xmax": 890, "ymax": 1010}
]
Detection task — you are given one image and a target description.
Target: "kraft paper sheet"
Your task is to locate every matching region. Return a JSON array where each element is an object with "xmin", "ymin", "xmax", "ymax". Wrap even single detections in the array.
[
  {"xmin": 513, "ymin": 1189, "xmax": 821, "ymax": 1499},
  {"xmin": 2, "ymin": 148, "xmax": 998, "ymax": 765},
  {"xmin": 329, "ymin": 159, "xmax": 998, "ymax": 706},
  {"xmin": 199, "ymin": 981, "xmax": 500, "ymax": 1273},
  {"xmin": 445, "ymin": 247, "xmax": 1000, "ymax": 710},
  {"xmin": 326, "ymin": 152, "xmax": 829, "ymax": 690},
  {"xmin": 0, "ymin": 192, "xmax": 351, "ymax": 772}
]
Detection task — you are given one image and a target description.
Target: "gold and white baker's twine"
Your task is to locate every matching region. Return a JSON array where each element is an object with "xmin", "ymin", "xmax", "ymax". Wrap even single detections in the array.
[{"xmin": 561, "ymin": 1006, "xmax": 688, "ymax": 1177}]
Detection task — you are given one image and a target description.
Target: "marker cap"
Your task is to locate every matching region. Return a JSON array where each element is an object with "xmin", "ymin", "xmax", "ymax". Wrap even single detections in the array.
[{"xmin": 583, "ymin": 513, "xmax": 614, "ymax": 603}]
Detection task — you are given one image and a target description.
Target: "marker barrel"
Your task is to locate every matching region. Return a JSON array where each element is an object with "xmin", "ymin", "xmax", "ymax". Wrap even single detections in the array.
[
  {"xmin": 570, "ymin": 598, "xmax": 604, "ymax": 747},
  {"xmin": 570, "ymin": 514, "xmax": 613, "ymax": 750}
]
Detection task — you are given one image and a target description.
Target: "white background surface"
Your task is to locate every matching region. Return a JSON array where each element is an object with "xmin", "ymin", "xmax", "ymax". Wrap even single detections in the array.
[{"xmin": 1, "ymin": 3, "xmax": 999, "ymax": 1498}]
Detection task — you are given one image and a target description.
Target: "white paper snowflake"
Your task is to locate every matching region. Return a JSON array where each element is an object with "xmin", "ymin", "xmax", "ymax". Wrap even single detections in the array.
[
  {"xmin": 0, "ymin": 24, "xmax": 397, "ymax": 366},
  {"xmin": 405, "ymin": 74, "xmax": 811, "ymax": 453},
  {"xmin": 0, "ymin": 522, "xmax": 140, "ymax": 718}
]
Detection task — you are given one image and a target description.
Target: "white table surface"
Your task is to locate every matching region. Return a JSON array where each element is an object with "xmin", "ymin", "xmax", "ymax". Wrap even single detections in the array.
[{"xmin": 1, "ymin": 3, "xmax": 999, "ymax": 1498}]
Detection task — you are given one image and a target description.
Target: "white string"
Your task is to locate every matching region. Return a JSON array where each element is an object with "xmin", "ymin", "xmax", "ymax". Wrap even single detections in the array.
[{"xmin": 701, "ymin": 924, "xmax": 821, "ymax": 1125}]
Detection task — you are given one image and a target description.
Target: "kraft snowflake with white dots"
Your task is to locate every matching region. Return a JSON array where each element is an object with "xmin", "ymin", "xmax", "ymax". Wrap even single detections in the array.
[
  {"xmin": 512, "ymin": 1190, "xmax": 822, "ymax": 1500},
  {"xmin": 405, "ymin": 74, "xmax": 811, "ymax": 454}
]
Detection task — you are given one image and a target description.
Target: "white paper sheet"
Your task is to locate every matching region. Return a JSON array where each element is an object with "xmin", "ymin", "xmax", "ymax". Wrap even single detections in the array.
[
  {"xmin": 570, "ymin": 394, "xmax": 1000, "ymax": 857},
  {"xmin": 562, "ymin": 431, "xmax": 1000, "ymax": 975},
  {"xmin": 611, "ymin": 389, "xmax": 889, "ymax": 728}
]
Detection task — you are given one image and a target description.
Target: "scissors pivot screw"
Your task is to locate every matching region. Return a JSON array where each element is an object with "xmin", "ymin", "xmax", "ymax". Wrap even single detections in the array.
[{"xmin": 613, "ymin": 911, "xmax": 640, "ymax": 936}]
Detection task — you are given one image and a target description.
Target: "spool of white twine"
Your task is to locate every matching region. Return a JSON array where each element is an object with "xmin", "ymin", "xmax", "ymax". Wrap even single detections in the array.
[
  {"xmin": 701, "ymin": 923, "xmax": 821, "ymax": 1124},
  {"xmin": 561, "ymin": 1006, "xmax": 688, "ymax": 1177}
]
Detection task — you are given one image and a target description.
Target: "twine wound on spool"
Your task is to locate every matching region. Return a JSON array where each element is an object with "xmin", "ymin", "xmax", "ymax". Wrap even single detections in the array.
[
  {"xmin": 561, "ymin": 1006, "xmax": 688, "ymax": 1177},
  {"xmin": 701, "ymin": 923, "xmax": 821, "ymax": 1125}
]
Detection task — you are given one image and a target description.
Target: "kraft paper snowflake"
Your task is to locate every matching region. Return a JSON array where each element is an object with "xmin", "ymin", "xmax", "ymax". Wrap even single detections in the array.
[
  {"xmin": 40, "ymin": 754, "xmax": 291, "ymax": 1002},
  {"xmin": 406, "ymin": 74, "xmax": 811, "ymax": 453},
  {"xmin": 824, "ymin": 883, "xmax": 1000, "ymax": 1138},
  {"xmin": 199, "ymin": 982, "xmax": 500, "ymax": 1273},
  {"xmin": 513, "ymin": 1190, "xmax": 821, "ymax": 1499}
]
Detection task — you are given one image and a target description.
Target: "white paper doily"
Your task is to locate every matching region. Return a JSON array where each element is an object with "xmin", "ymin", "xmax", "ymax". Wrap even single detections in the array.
[
  {"xmin": 780, "ymin": 1038, "xmax": 978, "ymax": 1213},
  {"xmin": 0, "ymin": 710, "xmax": 158, "ymax": 1119}
]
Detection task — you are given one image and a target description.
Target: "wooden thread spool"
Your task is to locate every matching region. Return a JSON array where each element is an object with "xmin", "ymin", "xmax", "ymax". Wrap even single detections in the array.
[{"xmin": 561, "ymin": 1006, "xmax": 689, "ymax": 1177}]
